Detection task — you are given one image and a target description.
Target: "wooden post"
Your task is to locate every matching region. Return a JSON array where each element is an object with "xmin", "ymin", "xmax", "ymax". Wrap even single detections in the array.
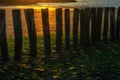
[
  {"xmin": 116, "ymin": 7, "xmax": 120, "ymax": 41},
  {"xmin": 41, "ymin": 8, "xmax": 51, "ymax": 62},
  {"xmin": 84, "ymin": 8, "xmax": 90, "ymax": 45},
  {"xmin": 73, "ymin": 8, "xmax": 79, "ymax": 49},
  {"xmin": 64, "ymin": 9, "xmax": 70, "ymax": 50},
  {"xmin": 80, "ymin": 9, "xmax": 85, "ymax": 45},
  {"xmin": 91, "ymin": 8, "xmax": 97, "ymax": 44},
  {"xmin": 103, "ymin": 8, "xmax": 109, "ymax": 43},
  {"xmin": 56, "ymin": 8, "xmax": 62, "ymax": 52},
  {"xmin": 96, "ymin": 8, "xmax": 103, "ymax": 42},
  {"xmin": 12, "ymin": 9, "xmax": 22, "ymax": 61},
  {"xmin": 110, "ymin": 7, "xmax": 116, "ymax": 41},
  {"xmin": 24, "ymin": 9, "xmax": 37, "ymax": 57},
  {"xmin": 80, "ymin": 8, "xmax": 90, "ymax": 46},
  {"xmin": 0, "ymin": 9, "xmax": 9, "ymax": 62}
]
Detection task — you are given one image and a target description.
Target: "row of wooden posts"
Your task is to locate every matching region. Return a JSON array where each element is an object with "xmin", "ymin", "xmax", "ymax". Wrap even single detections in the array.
[{"xmin": 0, "ymin": 7, "xmax": 120, "ymax": 62}]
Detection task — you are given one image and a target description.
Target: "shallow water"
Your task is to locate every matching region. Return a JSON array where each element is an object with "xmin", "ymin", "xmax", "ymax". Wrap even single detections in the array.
[
  {"xmin": 37, "ymin": 0, "xmax": 120, "ymax": 7},
  {"xmin": 0, "ymin": 0, "xmax": 120, "ymax": 8}
]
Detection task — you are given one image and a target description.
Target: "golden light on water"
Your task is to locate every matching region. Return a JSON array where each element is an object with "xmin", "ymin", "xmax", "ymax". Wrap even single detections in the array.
[
  {"xmin": 32, "ymin": 6, "xmax": 55, "ymax": 10},
  {"xmin": 0, "ymin": 5, "xmax": 56, "ymax": 10}
]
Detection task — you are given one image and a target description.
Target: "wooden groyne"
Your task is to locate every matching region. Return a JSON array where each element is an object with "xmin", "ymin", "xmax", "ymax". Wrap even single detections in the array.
[{"xmin": 0, "ymin": 7, "xmax": 120, "ymax": 62}]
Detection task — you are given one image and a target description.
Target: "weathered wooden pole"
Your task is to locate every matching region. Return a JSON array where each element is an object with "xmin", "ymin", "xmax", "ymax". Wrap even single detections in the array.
[
  {"xmin": 80, "ymin": 8, "xmax": 90, "ymax": 46},
  {"xmin": 110, "ymin": 7, "xmax": 116, "ymax": 41},
  {"xmin": 116, "ymin": 7, "xmax": 120, "ymax": 41},
  {"xmin": 0, "ymin": 9, "xmax": 9, "ymax": 62},
  {"xmin": 24, "ymin": 9, "xmax": 37, "ymax": 57},
  {"xmin": 64, "ymin": 9, "xmax": 70, "ymax": 50},
  {"xmin": 41, "ymin": 8, "xmax": 51, "ymax": 62},
  {"xmin": 73, "ymin": 8, "xmax": 79, "ymax": 49},
  {"xmin": 103, "ymin": 8, "xmax": 109, "ymax": 43},
  {"xmin": 56, "ymin": 8, "xmax": 62, "ymax": 52},
  {"xmin": 96, "ymin": 8, "xmax": 103, "ymax": 43},
  {"xmin": 91, "ymin": 8, "xmax": 97, "ymax": 44},
  {"xmin": 12, "ymin": 9, "xmax": 23, "ymax": 61}
]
